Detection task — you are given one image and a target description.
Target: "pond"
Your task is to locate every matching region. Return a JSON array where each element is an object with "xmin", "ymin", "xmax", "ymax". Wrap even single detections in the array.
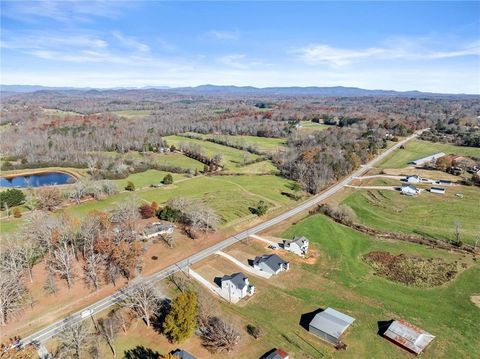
[{"xmin": 0, "ymin": 171, "xmax": 77, "ymax": 188}]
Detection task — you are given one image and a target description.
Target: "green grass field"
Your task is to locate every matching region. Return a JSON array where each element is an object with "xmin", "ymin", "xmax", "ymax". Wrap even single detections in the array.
[
  {"xmin": 164, "ymin": 135, "xmax": 260, "ymax": 170},
  {"xmin": 183, "ymin": 133, "xmax": 286, "ymax": 154},
  {"xmin": 111, "ymin": 110, "xmax": 152, "ymax": 119},
  {"xmin": 377, "ymin": 140, "xmax": 480, "ymax": 169},
  {"xmin": 64, "ymin": 175, "xmax": 298, "ymax": 225},
  {"xmin": 298, "ymin": 121, "xmax": 331, "ymax": 133},
  {"xmin": 204, "ymin": 215, "xmax": 479, "ymax": 358},
  {"xmin": 342, "ymin": 186, "xmax": 480, "ymax": 244},
  {"xmin": 113, "ymin": 169, "xmax": 186, "ymax": 189}
]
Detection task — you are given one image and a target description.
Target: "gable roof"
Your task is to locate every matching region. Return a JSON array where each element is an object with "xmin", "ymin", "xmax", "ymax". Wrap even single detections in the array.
[
  {"xmin": 221, "ymin": 272, "xmax": 248, "ymax": 290},
  {"xmin": 309, "ymin": 308, "xmax": 355, "ymax": 339},
  {"xmin": 254, "ymin": 254, "xmax": 288, "ymax": 272},
  {"xmin": 171, "ymin": 349, "xmax": 197, "ymax": 359},
  {"xmin": 384, "ymin": 320, "xmax": 435, "ymax": 355},
  {"xmin": 285, "ymin": 236, "xmax": 308, "ymax": 246}
]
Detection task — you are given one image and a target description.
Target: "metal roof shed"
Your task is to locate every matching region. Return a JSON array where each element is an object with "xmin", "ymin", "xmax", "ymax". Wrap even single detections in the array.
[
  {"xmin": 308, "ymin": 308, "xmax": 355, "ymax": 345},
  {"xmin": 384, "ymin": 320, "xmax": 435, "ymax": 355}
]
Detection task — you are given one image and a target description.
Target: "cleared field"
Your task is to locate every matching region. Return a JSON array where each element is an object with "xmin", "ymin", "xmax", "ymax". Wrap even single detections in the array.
[
  {"xmin": 226, "ymin": 160, "xmax": 278, "ymax": 174},
  {"xmin": 342, "ymin": 186, "xmax": 480, "ymax": 244},
  {"xmin": 113, "ymin": 169, "xmax": 186, "ymax": 189},
  {"xmin": 377, "ymin": 140, "xmax": 480, "ymax": 169},
  {"xmin": 64, "ymin": 175, "xmax": 298, "ymax": 225},
  {"xmin": 43, "ymin": 108, "xmax": 82, "ymax": 117},
  {"xmin": 111, "ymin": 109, "xmax": 152, "ymax": 119},
  {"xmin": 184, "ymin": 133, "xmax": 286, "ymax": 154},
  {"xmin": 164, "ymin": 135, "xmax": 260, "ymax": 170},
  {"xmin": 165, "ymin": 215, "xmax": 478, "ymax": 358},
  {"xmin": 298, "ymin": 121, "xmax": 331, "ymax": 133}
]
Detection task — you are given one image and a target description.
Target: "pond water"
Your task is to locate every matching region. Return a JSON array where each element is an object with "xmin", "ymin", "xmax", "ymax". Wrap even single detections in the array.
[{"xmin": 0, "ymin": 172, "xmax": 76, "ymax": 188}]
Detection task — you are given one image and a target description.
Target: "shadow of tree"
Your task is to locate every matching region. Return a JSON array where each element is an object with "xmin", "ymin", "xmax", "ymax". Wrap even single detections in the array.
[{"xmin": 123, "ymin": 345, "xmax": 161, "ymax": 359}]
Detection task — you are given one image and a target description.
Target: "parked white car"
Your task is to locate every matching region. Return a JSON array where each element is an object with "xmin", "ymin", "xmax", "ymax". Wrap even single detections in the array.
[{"xmin": 80, "ymin": 309, "xmax": 93, "ymax": 318}]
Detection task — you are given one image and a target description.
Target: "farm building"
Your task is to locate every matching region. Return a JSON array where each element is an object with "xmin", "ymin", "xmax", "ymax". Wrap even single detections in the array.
[
  {"xmin": 142, "ymin": 222, "xmax": 174, "ymax": 239},
  {"xmin": 308, "ymin": 308, "xmax": 355, "ymax": 346},
  {"xmin": 383, "ymin": 320, "xmax": 435, "ymax": 355},
  {"xmin": 437, "ymin": 180, "xmax": 452, "ymax": 186},
  {"xmin": 171, "ymin": 349, "xmax": 197, "ymax": 359},
  {"xmin": 406, "ymin": 175, "xmax": 421, "ymax": 183},
  {"xmin": 430, "ymin": 187, "xmax": 445, "ymax": 195},
  {"xmin": 401, "ymin": 185, "xmax": 420, "ymax": 196},
  {"xmin": 263, "ymin": 348, "xmax": 289, "ymax": 359},
  {"xmin": 283, "ymin": 236, "xmax": 309, "ymax": 256},
  {"xmin": 221, "ymin": 272, "xmax": 255, "ymax": 302},
  {"xmin": 253, "ymin": 254, "xmax": 289, "ymax": 275},
  {"xmin": 411, "ymin": 152, "xmax": 446, "ymax": 166}
]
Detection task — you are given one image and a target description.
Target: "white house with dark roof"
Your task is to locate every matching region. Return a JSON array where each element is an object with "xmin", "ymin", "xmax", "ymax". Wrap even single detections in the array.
[
  {"xmin": 383, "ymin": 320, "xmax": 435, "ymax": 355},
  {"xmin": 253, "ymin": 254, "xmax": 289, "ymax": 275},
  {"xmin": 308, "ymin": 307, "xmax": 355, "ymax": 346},
  {"xmin": 283, "ymin": 236, "xmax": 309, "ymax": 256},
  {"xmin": 221, "ymin": 272, "xmax": 255, "ymax": 303}
]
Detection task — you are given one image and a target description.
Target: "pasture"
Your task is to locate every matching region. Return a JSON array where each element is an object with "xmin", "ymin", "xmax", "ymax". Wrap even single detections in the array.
[
  {"xmin": 377, "ymin": 140, "xmax": 480, "ymax": 169},
  {"xmin": 164, "ymin": 135, "xmax": 260, "ymax": 170},
  {"xmin": 342, "ymin": 186, "xmax": 480, "ymax": 244},
  {"xmin": 135, "ymin": 214, "xmax": 478, "ymax": 359},
  {"xmin": 183, "ymin": 133, "xmax": 286, "ymax": 154},
  {"xmin": 64, "ymin": 175, "xmax": 298, "ymax": 225}
]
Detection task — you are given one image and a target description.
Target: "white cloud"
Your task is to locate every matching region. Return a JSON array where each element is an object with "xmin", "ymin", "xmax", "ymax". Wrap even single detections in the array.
[
  {"xmin": 112, "ymin": 32, "xmax": 150, "ymax": 52},
  {"xmin": 205, "ymin": 30, "xmax": 240, "ymax": 40},
  {"xmin": 295, "ymin": 40, "xmax": 480, "ymax": 66},
  {"xmin": 2, "ymin": 0, "xmax": 130, "ymax": 23}
]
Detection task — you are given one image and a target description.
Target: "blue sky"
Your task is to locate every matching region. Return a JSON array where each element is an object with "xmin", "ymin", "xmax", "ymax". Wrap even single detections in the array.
[{"xmin": 1, "ymin": 1, "xmax": 479, "ymax": 93}]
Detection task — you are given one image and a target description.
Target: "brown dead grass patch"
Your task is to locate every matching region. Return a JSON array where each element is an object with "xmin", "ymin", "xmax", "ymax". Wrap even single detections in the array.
[
  {"xmin": 471, "ymin": 295, "xmax": 480, "ymax": 308},
  {"xmin": 363, "ymin": 251, "xmax": 458, "ymax": 287}
]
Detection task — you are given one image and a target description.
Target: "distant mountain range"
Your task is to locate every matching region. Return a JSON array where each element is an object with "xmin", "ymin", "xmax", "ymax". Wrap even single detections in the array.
[{"xmin": 1, "ymin": 84, "xmax": 477, "ymax": 97}]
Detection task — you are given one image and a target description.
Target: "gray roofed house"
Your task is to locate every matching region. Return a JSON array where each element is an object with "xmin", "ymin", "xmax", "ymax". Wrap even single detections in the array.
[
  {"xmin": 308, "ymin": 308, "xmax": 355, "ymax": 346},
  {"xmin": 253, "ymin": 254, "xmax": 289, "ymax": 275},
  {"xmin": 143, "ymin": 222, "xmax": 174, "ymax": 239},
  {"xmin": 383, "ymin": 320, "xmax": 435, "ymax": 355},
  {"xmin": 283, "ymin": 236, "xmax": 309, "ymax": 256},
  {"xmin": 171, "ymin": 349, "xmax": 197, "ymax": 359},
  {"xmin": 221, "ymin": 272, "xmax": 255, "ymax": 302}
]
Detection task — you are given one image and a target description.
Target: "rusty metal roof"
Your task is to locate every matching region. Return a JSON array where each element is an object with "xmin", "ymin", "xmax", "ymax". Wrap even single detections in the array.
[{"xmin": 384, "ymin": 320, "xmax": 435, "ymax": 354}]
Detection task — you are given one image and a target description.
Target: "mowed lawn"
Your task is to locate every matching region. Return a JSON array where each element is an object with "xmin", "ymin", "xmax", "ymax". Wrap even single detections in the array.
[
  {"xmin": 207, "ymin": 215, "xmax": 478, "ymax": 358},
  {"xmin": 64, "ymin": 175, "xmax": 298, "ymax": 225},
  {"xmin": 163, "ymin": 135, "xmax": 260, "ymax": 170},
  {"xmin": 377, "ymin": 140, "xmax": 480, "ymax": 169},
  {"xmin": 342, "ymin": 186, "xmax": 480, "ymax": 244}
]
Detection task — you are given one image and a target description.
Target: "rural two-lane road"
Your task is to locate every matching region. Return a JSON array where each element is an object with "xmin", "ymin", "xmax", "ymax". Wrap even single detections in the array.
[{"xmin": 21, "ymin": 131, "xmax": 420, "ymax": 348}]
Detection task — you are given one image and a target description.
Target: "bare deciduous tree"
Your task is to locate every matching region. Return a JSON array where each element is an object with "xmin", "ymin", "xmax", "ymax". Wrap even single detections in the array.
[
  {"xmin": 120, "ymin": 283, "xmax": 161, "ymax": 328},
  {"xmin": 55, "ymin": 320, "xmax": 93, "ymax": 359},
  {"xmin": 48, "ymin": 243, "xmax": 76, "ymax": 289},
  {"xmin": 199, "ymin": 316, "xmax": 240, "ymax": 353},
  {"xmin": 0, "ymin": 271, "xmax": 28, "ymax": 326}
]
